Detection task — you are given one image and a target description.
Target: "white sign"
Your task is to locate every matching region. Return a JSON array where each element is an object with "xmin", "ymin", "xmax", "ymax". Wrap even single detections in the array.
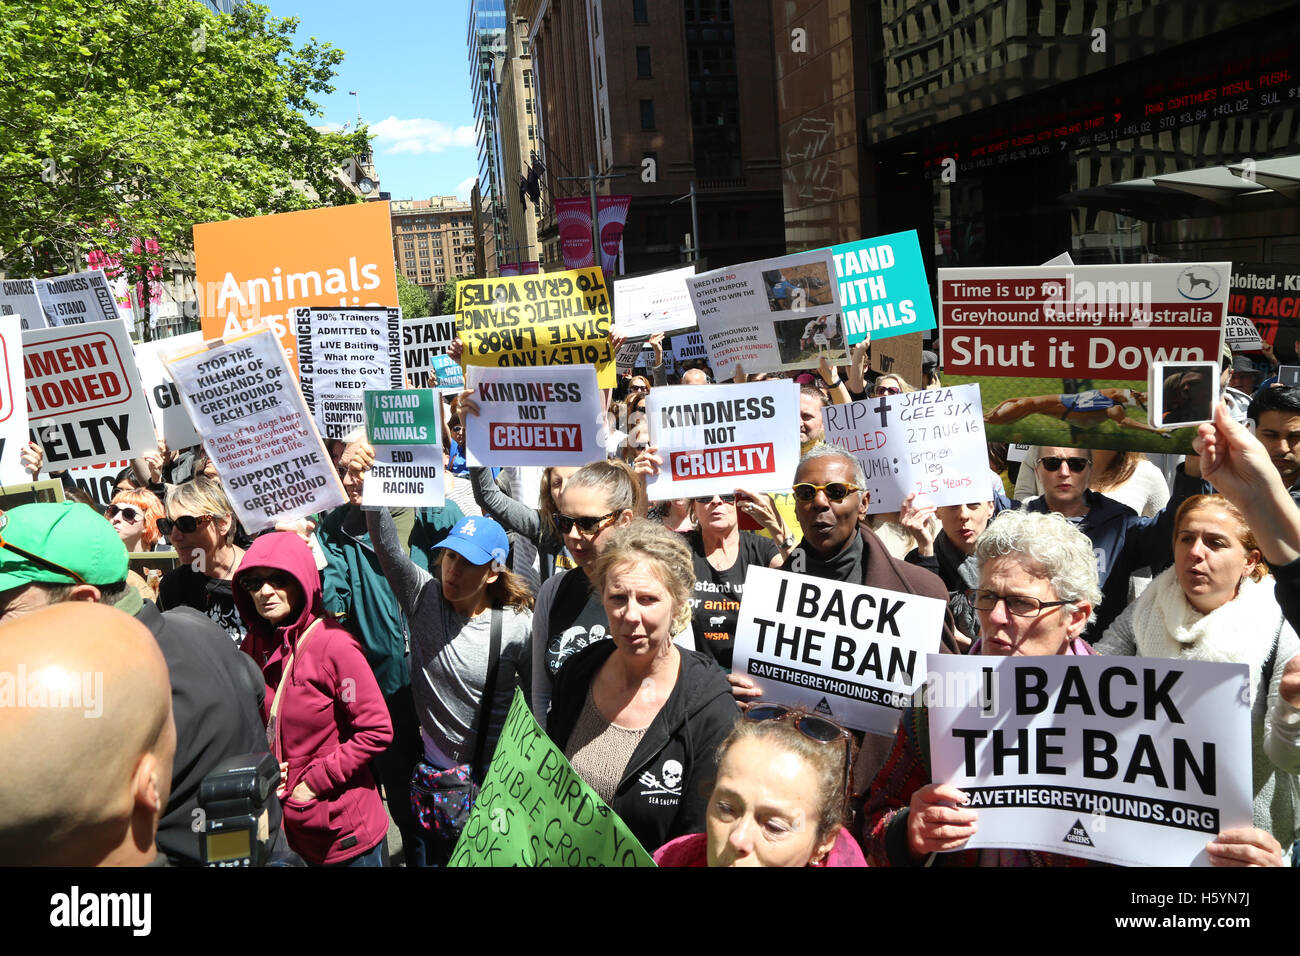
[
  {"xmin": 1224, "ymin": 314, "xmax": 1263, "ymax": 352},
  {"xmin": 134, "ymin": 333, "xmax": 203, "ymax": 448},
  {"xmin": 822, "ymin": 383, "xmax": 990, "ymax": 513},
  {"xmin": 615, "ymin": 335, "xmax": 652, "ymax": 373},
  {"xmin": 927, "ymin": 654, "xmax": 1252, "ymax": 867},
  {"xmin": 164, "ymin": 327, "xmax": 345, "ymax": 533},
  {"xmin": 613, "ymin": 265, "xmax": 698, "ymax": 338},
  {"xmin": 465, "ymin": 365, "xmax": 602, "ymax": 468},
  {"xmin": 731, "ymin": 567, "xmax": 944, "ymax": 735},
  {"xmin": 671, "ymin": 331, "xmax": 707, "ymax": 365},
  {"xmin": 24, "ymin": 321, "xmax": 156, "ymax": 469},
  {"xmin": 362, "ymin": 389, "xmax": 445, "ymax": 509},
  {"xmin": 0, "ymin": 317, "xmax": 30, "ymax": 484},
  {"xmin": 686, "ymin": 249, "xmax": 847, "ymax": 380},
  {"xmin": 295, "ymin": 306, "xmax": 405, "ymax": 440},
  {"xmin": 0, "ymin": 278, "xmax": 47, "ymax": 330},
  {"xmin": 38, "ymin": 270, "xmax": 123, "ymax": 326},
  {"xmin": 402, "ymin": 315, "xmax": 457, "ymax": 387},
  {"xmin": 58, "ymin": 458, "xmax": 132, "ymax": 507},
  {"xmin": 1006, "ymin": 443, "xmax": 1032, "ymax": 463},
  {"xmin": 644, "ymin": 380, "xmax": 799, "ymax": 501}
]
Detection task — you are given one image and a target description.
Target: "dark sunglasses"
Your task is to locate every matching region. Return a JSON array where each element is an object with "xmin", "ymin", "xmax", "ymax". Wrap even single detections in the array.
[
  {"xmin": 629, "ymin": 383, "xmax": 649, "ymax": 393},
  {"xmin": 0, "ymin": 513, "xmax": 86, "ymax": 584},
  {"xmin": 744, "ymin": 703, "xmax": 854, "ymax": 804},
  {"xmin": 106, "ymin": 505, "xmax": 141, "ymax": 522},
  {"xmin": 553, "ymin": 510, "xmax": 619, "ymax": 536},
  {"xmin": 694, "ymin": 493, "xmax": 736, "ymax": 505},
  {"xmin": 239, "ymin": 570, "xmax": 296, "ymax": 593},
  {"xmin": 1037, "ymin": 456, "xmax": 1089, "ymax": 473},
  {"xmin": 792, "ymin": 481, "xmax": 862, "ymax": 503},
  {"xmin": 158, "ymin": 514, "xmax": 215, "ymax": 536},
  {"xmin": 873, "ymin": 385, "xmax": 902, "ymax": 396}
]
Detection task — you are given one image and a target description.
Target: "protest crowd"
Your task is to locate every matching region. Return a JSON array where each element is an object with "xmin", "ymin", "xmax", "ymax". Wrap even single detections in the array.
[{"xmin": 2, "ymin": 248, "xmax": 1299, "ymax": 876}]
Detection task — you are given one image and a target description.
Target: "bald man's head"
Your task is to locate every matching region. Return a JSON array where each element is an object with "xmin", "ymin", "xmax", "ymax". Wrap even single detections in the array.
[
  {"xmin": 0, "ymin": 603, "xmax": 174, "ymax": 866},
  {"xmin": 681, "ymin": 368, "xmax": 710, "ymax": 386}
]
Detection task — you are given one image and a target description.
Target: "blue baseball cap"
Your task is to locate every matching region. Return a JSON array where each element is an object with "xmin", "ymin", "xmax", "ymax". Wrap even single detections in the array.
[{"xmin": 439, "ymin": 516, "xmax": 509, "ymax": 567}]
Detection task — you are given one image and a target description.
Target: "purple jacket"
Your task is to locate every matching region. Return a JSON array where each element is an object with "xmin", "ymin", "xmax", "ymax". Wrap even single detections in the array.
[{"xmin": 234, "ymin": 532, "xmax": 392, "ymax": 865}]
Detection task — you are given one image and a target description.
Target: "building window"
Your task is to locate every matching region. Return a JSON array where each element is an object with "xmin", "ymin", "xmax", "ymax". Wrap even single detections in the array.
[
  {"xmin": 633, "ymin": 0, "xmax": 648, "ymax": 23},
  {"xmin": 523, "ymin": 70, "xmax": 531, "ymax": 88},
  {"xmin": 645, "ymin": 215, "xmax": 668, "ymax": 245},
  {"xmin": 600, "ymin": 107, "xmax": 608, "ymax": 139},
  {"xmin": 636, "ymin": 47, "xmax": 651, "ymax": 77},
  {"xmin": 640, "ymin": 99, "xmax": 655, "ymax": 130},
  {"xmin": 597, "ymin": 56, "xmax": 603, "ymax": 89},
  {"xmin": 592, "ymin": 2, "xmax": 599, "ymax": 35},
  {"xmin": 526, "ymin": 99, "xmax": 533, "ymax": 114}
]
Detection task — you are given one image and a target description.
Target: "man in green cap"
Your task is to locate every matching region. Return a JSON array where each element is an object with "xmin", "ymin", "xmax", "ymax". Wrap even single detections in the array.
[{"xmin": 0, "ymin": 502, "xmax": 280, "ymax": 865}]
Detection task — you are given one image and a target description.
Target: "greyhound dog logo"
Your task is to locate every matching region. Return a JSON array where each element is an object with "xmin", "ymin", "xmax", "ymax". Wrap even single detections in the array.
[{"xmin": 1178, "ymin": 267, "xmax": 1220, "ymax": 300}]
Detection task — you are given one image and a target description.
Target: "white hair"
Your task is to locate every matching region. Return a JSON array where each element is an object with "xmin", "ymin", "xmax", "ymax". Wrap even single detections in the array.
[{"xmin": 974, "ymin": 510, "xmax": 1102, "ymax": 622}]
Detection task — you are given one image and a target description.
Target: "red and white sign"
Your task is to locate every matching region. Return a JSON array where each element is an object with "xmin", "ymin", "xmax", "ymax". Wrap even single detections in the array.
[
  {"xmin": 465, "ymin": 365, "xmax": 602, "ymax": 468},
  {"xmin": 556, "ymin": 196, "xmax": 631, "ymax": 274},
  {"xmin": 939, "ymin": 263, "xmax": 1228, "ymax": 380},
  {"xmin": 645, "ymin": 379, "xmax": 799, "ymax": 501},
  {"xmin": 23, "ymin": 321, "xmax": 156, "ymax": 469}
]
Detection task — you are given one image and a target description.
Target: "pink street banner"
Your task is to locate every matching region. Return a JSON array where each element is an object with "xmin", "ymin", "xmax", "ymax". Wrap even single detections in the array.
[{"xmin": 556, "ymin": 196, "xmax": 632, "ymax": 274}]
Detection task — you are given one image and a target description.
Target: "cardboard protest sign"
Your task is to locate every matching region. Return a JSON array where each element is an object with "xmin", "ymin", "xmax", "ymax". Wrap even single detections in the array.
[
  {"xmin": 1227, "ymin": 262, "xmax": 1300, "ymax": 362},
  {"xmin": 133, "ymin": 333, "xmax": 203, "ymax": 449},
  {"xmin": 644, "ymin": 380, "xmax": 799, "ymax": 501},
  {"xmin": 24, "ymin": 322, "xmax": 156, "ymax": 469},
  {"xmin": 671, "ymin": 331, "xmax": 707, "ymax": 365},
  {"xmin": 0, "ymin": 277, "xmax": 47, "ymax": 330},
  {"xmin": 361, "ymin": 389, "xmax": 445, "ymax": 509},
  {"xmin": 456, "ymin": 269, "xmax": 614, "ymax": 388},
  {"xmin": 37, "ymin": 270, "xmax": 123, "ymax": 326},
  {"xmin": 449, "ymin": 689, "xmax": 654, "ymax": 867},
  {"xmin": 829, "ymin": 231, "xmax": 935, "ymax": 345},
  {"xmin": 1224, "ymin": 314, "xmax": 1263, "ymax": 352},
  {"xmin": 612, "ymin": 265, "xmax": 697, "ymax": 337},
  {"xmin": 402, "ymin": 315, "xmax": 457, "ymax": 387},
  {"xmin": 464, "ymin": 365, "xmax": 601, "ymax": 468},
  {"xmin": 687, "ymin": 249, "xmax": 847, "ymax": 380},
  {"xmin": 430, "ymin": 354, "xmax": 463, "ymax": 391},
  {"xmin": 195, "ymin": 201, "xmax": 400, "ymax": 370},
  {"xmin": 294, "ymin": 307, "xmax": 404, "ymax": 440},
  {"xmin": 731, "ymin": 567, "xmax": 944, "ymax": 735},
  {"xmin": 926, "ymin": 654, "xmax": 1252, "ymax": 867},
  {"xmin": 164, "ymin": 326, "xmax": 345, "ymax": 533},
  {"xmin": 940, "ymin": 262, "xmax": 1228, "ymax": 454},
  {"xmin": 0, "ymin": 317, "xmax": 30, "ymax": 484},
  {"xmin": 822, "ymin": 384, "xmax": 989, "ymax": 513}
]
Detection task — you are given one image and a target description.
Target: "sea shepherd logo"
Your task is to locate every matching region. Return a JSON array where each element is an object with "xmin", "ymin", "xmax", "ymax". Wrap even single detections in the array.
[{"xmin": 1063, "ymin": 819, "xmax": 1094, "ymax": 848}]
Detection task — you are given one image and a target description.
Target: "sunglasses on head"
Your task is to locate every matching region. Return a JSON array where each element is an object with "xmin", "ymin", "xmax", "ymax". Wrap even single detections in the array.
[
  {"xmin": 158, "ymin": 514, "xmax": 215, "ymax": 536},
  {"xmin": 792, "ymin": 481, "xmax": 862, "ymax": 503},
  {"xmin": 694, "ymin": 493, "xmax": 736, "ymax": 505},
  {"xmin": 743, "ymin": 703, "xmax": 854, "ymax": 804},
  {"xmin": 106, "ymin": 505, "xmax": 141, "ymax": 523},
  {"xmin": 0, "ymin": 513, "xmax": 86, "ymax": 584},
  {"xmin": 239, "ymin": 570, "xmax": 296, "ymax": 593},
  {"xmin": 553, "ymin": 510, "xmax": 619, "ymax": 536},
  {"xmin": 1038, "ymin": 456, "xmax": 1090, "ymax": 473}
]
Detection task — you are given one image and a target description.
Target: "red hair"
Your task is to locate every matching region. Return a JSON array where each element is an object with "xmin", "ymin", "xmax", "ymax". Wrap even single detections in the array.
[{"xmin": 108, "ymin": 487, "xmax": 166, "ymax": 550}]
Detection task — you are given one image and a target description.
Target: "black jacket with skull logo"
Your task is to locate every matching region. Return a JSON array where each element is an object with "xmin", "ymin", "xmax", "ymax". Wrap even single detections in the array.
[{"xmin": 548, "ymin": 640, "xmax": 739, "ymax": 854}]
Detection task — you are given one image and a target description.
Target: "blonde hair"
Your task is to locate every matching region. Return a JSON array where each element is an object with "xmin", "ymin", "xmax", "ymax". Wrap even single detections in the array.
[
  {"xmin": 165, "ymin": 477, "xmax": 236, "ymax": 544},
  {"xmin": 563, "ymin": 459, "xmax": 646, "ymax": 518},
  {"xmin": 1175, "ymin": 495, "xmax": 1268, "ymax": 583},
  {"xmin": 874, "ymin": 373, "xmax": 915, "ymax": 394},
  {"xmin": 591, "ymin": 519, "xmax": 694, "ymax": 636}
]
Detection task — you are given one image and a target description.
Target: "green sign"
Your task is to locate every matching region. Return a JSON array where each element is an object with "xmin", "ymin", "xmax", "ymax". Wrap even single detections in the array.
[
  {"xmin": 363, "ymin": 389, "xmax": 439, "ymax": 445},
  {"xmin": 448, "ymin": 689, "xmax": 656, "ymax": 867}
]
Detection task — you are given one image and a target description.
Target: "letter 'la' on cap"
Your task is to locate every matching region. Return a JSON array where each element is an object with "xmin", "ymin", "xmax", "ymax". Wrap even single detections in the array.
[
  {"xmin": 0, "ymin": 502, "xmax": 129, "ymax": 592},
  {"xmin": 438, "ymin": 515, "xmax": 509, "ymax": 567}
]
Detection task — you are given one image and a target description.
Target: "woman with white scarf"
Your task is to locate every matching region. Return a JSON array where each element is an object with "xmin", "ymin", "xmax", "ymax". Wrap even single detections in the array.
[{"xmin": 1097, "ymin": 494, "xmax": 1300, "ymax": 856}]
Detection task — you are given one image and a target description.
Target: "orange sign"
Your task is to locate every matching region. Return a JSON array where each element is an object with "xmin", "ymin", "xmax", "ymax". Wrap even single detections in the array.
[{"xmin": 195, "ymin": 202, "xmax": 398, "ymax": 368}]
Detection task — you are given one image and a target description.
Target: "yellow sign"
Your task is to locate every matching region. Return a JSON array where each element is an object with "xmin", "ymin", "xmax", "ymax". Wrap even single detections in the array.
[{"xmin": 456, "ymin": 268, "xmax": 614, "ymax": 388}]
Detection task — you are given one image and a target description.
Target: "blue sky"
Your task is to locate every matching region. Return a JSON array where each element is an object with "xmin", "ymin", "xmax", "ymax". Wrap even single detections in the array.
[{"xmin": 268, "ymin": 0, "xmax": 479, "ymax": 202}]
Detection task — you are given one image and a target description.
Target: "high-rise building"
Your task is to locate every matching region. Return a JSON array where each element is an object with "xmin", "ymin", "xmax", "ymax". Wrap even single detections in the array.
[
  {"xmin": 516, "ymin": 0, "xmax": 786, "ymax": 274},
  {"xmin": 197, "ymin": 0, "xmax": 240, "ymax": 13},
  {"xmin": 390, "ymin": 197, "xmax": 477, "ymax": 305},
  {"xmin": 468, "ymin": 0, "xmax": 508, "ymax": 276},
  {"xmin": 497, "ymin": 5, "xmax": 542, "ymax": 269}
]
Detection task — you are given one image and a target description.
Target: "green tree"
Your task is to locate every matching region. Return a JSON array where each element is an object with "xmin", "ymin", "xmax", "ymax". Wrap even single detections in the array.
[
  {"xmin": 396, "ymin": 272, "xmax": 430, "ymax": 319},
  {"xmin": 0, "ymin": 0, "xmax": 372, "ymax": 279},
  {"xmin": 440, "ymin": 276, "xmax": 470, "ymax": 315}
]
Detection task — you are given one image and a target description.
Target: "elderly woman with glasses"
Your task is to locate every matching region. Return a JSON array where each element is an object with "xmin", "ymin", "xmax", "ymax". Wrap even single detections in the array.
[
  {"xmin": 157, "ymin": 477, "xmax": 248, "ymax": 642},
  {"xmin": 549, "ymin": 520, "xmax": 737, "ymax": 853},
  {"xmin": 654, "ymin": 704, "xmax": 866, "ymax": 867},
  {"xmin": 862, "ymin": 509, "xmax": 1284, "ymax": 867}
]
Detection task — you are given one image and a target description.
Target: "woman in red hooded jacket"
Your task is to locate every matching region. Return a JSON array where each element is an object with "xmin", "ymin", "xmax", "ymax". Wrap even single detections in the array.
[{"xmin": 233, "ymin": 532, "xmax": 393, "ymax": 867}]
